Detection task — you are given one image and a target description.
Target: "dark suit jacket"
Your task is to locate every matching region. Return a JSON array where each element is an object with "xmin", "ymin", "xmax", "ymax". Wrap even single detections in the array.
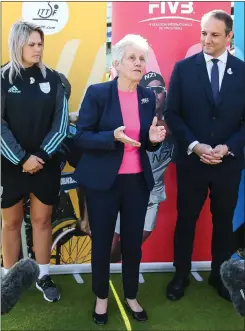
[
  {"xmin": 73, "ymin": 78, "xmax": 160, "ymax": 190},
  {"xmin": 164, "ymin": 51, "xmax": 245, "ymax": 169}
]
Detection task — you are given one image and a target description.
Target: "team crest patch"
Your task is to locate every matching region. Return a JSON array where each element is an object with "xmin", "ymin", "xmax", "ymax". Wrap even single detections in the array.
[{"xmin": 39, "ymin": 82, "xmax": 51, "ymax": 94}]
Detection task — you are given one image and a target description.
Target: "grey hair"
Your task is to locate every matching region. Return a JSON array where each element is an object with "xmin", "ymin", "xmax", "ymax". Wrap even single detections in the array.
[
  {"xmin": 1, "ymin": 21, "xmax": 47, "ymax": 84},
  {"xmin": 112, "ymin": 34, "xmax": 149, "ymax": 65}
]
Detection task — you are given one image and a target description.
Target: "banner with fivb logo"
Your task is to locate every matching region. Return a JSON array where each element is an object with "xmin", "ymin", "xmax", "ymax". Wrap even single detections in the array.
[
  {"xmin": 112, "ymin": 1, "xmax": 231, "ymax": 266},
  {"xmin": 2, "ymin": 2, "xmax": 106, "ymax": 267}
]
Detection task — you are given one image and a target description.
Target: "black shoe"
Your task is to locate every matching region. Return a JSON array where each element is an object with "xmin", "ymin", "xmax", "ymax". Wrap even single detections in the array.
[
  {"xmin": 36, "ymin": 275, "xmax": 60, "ymax": 302},
  {"xmin": 124, "ymin": 298, "xmax": 148, "ymax": 322},
  {"xmin": 166, "ymin": 274, "xmax": 190, "ymax": 301},
  {"xmin": 92, "ymin": 300, "xmax": 108, "ymax": 325},
  {"xmin": 208, "ymin": 274, "xmax": 231, "ymax": 302}
]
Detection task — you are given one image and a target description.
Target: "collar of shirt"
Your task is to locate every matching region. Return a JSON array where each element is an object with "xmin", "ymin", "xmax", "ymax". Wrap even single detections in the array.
[{"xmin": 203, "ymin": 49, "xmax": 228, "ymax": 65}]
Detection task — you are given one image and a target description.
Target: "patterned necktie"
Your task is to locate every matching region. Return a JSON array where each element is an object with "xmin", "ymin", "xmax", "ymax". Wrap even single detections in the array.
[{"xmin": 211, "ymin": 59, "xmax": 219, "ymax": 104}]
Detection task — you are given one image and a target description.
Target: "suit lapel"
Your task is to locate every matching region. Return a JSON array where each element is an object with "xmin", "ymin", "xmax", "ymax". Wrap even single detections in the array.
[
  {"xmin": 111, "ymin": 78, "xmax": 124, "ymax": 127},
  {"xmin": 217, "ymin": 53, "xmax": 237, "ymax": 107},
  {"xmin": 137, "ymin": 85, "xmax": 146, "ymax": 141},
  {"xmin": 195, "ymin": 52, "xmax": 215, "ymax": 107}
]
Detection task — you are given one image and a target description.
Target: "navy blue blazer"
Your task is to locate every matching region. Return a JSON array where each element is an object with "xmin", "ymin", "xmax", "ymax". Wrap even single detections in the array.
[
  {"xmin": 164, "ymin": 51, "xmax": 245, "ymax": 169},
  {"xmin": 73, "ymin": 78, "xmax": 160, "ymax": 190}
]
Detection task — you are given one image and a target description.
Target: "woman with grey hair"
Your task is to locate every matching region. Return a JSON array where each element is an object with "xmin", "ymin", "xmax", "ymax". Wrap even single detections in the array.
[
  {"xmin": 74, "ymin": 34, "xmax": 166, "ymax": 324},
  {"xmin": 1, "ymin": 21, "xmax": 68, "ymax": 302}
]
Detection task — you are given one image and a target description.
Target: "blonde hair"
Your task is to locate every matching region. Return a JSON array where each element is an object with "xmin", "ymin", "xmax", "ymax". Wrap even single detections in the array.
[
  {"xmin": 112, "ymin": 34, "xmax": 149, "ymax": 64},
  {"xmin": 1, "ymin": 21, "xmax": 47, "ymax": 84}
]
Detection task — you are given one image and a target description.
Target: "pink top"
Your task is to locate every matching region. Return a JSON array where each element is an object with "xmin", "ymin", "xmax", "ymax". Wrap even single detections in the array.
[{"xmin": 118, "ymin": 90, "xmax": 142, "ymax": 174}]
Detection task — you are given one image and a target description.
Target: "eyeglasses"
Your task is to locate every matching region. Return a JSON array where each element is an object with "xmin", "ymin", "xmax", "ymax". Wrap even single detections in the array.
[{"xmin": 146, "ymin": 86, "xmax": 166, "ymax": 94}]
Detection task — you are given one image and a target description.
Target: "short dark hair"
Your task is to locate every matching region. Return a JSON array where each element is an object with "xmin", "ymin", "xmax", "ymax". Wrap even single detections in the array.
[{"xmin": 201, "ymin": 10, "xmax": 233, "ymax": 36}]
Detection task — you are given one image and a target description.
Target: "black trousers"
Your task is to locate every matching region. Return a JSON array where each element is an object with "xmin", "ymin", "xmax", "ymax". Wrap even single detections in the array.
[
  {"xmin": 85, "ymin": 173, "xmax": 150, "ymax": 299},
  {"xmin": 174, "ymin": 161, "xmax": 242, "ymax": 278}
]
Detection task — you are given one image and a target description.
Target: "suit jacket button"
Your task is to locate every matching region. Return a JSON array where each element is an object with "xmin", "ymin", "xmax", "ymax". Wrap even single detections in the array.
[
  {"xmin": 212, "ymin": 116, "xmax": 216, "ymax": 120},
  {"xmin": 211, "ymin": 133, "xmax": 215, "ymax": 137}
]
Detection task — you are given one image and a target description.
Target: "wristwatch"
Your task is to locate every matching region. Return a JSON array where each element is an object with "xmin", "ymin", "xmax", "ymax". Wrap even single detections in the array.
[{"xmin": 226, "ymin": 145, "xmax": 234, "ymax": 157}]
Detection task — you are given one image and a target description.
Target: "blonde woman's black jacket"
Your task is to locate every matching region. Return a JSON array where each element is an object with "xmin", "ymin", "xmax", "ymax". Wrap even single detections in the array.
[{"xmin": 1, "ymin": 64, "xmax": 68, "ymax": 166}]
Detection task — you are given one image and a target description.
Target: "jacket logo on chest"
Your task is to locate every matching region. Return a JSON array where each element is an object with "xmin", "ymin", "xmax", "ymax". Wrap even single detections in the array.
[
  {"xmin": 227, "ymin": 68, "xmax": 233, "ymax": 75},
  {"xmin": 8, "ymin": 85, "xmax": 21, "ymax": 94},
  {"xmin": 141, "ymin": 98, "xmax": 149, "ymax": 104},
  {"xmin": 39, "ymin": 82, "xmax": 51, "ymax": 94}
]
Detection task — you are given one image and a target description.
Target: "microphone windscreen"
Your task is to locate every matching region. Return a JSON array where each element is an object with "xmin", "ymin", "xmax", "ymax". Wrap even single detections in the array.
[
  {"xmin": 1, "ymin": 258, "xmax": 40, "ymax": 315},
  {"xmin": 220, "ymin": 259, "xmax": 245, "ymax": 317}
]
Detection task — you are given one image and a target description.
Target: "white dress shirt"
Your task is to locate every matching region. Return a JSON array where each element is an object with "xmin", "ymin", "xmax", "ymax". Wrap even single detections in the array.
[{"xmin": 187, "ymin": 50, "xmax": 228, "ymax": 155}]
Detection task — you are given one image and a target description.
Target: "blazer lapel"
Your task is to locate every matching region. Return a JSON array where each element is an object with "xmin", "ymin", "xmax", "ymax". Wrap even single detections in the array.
[
  {"xmin": 111, "ymin": 78, "xmax": 124, "ymax": 127},
  {"xmin": 217, "ymin": 53, "xmax": 237, "ymax": 107},
  {"xmin": 195, "ymin": 52, "xmax": 215, "ymax": 107},
  {"xmin": 137, "ymin": 85, "xmax": 146, "ymax": 141}
]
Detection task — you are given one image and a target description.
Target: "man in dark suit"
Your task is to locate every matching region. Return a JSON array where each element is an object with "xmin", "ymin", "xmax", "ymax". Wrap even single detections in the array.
[{"xmin": 164, "ymin": 10, "xmax": 245, "ymax": 302}]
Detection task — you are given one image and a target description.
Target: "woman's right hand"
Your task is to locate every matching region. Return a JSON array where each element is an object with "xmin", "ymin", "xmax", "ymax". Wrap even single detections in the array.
[
  {"xmin": 22, "ymin": 155, "xmax": 45, "ymax": 174},
  {"xmin": 114, "ymin": 126, "xmax": 141, "ymax": 147}
]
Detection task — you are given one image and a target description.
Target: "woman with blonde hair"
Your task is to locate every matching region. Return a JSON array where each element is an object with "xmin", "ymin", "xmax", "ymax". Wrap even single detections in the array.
[{"xmin": 1, "ymin": 21, "xmax": 68, "ymax": 302}]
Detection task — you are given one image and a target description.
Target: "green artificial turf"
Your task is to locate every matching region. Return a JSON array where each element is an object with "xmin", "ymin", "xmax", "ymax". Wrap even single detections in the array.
[{"xmin": 2, "ymin": 272, "xmax": 244, "ymax": 330}]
